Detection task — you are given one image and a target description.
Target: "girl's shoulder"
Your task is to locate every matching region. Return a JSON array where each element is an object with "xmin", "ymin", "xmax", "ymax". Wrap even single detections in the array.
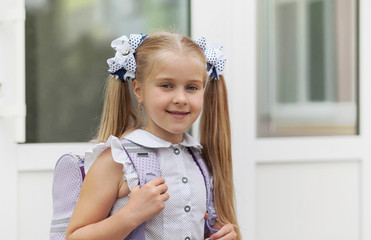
[
  {"xmin": 86, "ymin": 148, "xmax": 123, "ymax": 182},
  {"xmin": 84, "ymin": 135, "xmax": 139, "ymax": 191}
]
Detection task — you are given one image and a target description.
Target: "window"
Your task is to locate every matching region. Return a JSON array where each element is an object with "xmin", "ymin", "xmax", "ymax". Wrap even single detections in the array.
[
  {"xmin": 258, "ymin": 0, "xmax": 358, "ymax": 137},
  {"xmin": 25, "ymin": 0, "xmax": 190, "ymax": 142}
]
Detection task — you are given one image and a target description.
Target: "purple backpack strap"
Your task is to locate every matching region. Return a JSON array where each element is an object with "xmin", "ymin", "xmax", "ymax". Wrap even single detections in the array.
[
  {"xmin": 121, "ymin": 139, "xmax": 161, "ymax": 186},
  {"xmin": 121, "ymin": 139, "xmax": 161, "ymax": 240},
  {"xmin": 188, "ymin": 147, "xmax": 218, "ymax": 235}
]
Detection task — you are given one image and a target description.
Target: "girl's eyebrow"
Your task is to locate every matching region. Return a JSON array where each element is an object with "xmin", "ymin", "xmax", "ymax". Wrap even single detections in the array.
[
  {"xmin": 187, "ymin": 79, "xmax": 204, "ymax": 84},
  {"xmin": 154, "ymin": 76, "xmax": 174, "ymax": 81},
  {"xmin": 154, "ymin": 77, "xmax": 203, "ymax": 83}
]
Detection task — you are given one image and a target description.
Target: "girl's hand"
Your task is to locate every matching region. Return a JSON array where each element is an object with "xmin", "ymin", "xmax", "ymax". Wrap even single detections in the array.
[
  {"xmin": 125, "ymin": 177, "xmax": 169, "ymax": 224},
  {"xmin": 209, "ymin": 223, "xmax": 237, "ymax": 240}
]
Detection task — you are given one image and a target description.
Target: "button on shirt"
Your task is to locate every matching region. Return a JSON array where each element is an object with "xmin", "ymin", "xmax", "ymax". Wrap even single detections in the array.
[{"xmin": 123, "ymin": 129, "xmax": 206, "ymax": 240}]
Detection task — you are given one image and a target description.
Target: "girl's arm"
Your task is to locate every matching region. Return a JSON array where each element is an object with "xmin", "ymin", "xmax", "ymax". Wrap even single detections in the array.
[{"xmin": 66, "ymin": 148, "xmax": 169, "ymax": 240}]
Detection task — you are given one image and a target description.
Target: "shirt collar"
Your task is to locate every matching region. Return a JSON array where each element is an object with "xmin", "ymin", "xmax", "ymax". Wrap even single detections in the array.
[{"xmin": 124, "ymin": 129, "xmax": 202, "ymax": 149}]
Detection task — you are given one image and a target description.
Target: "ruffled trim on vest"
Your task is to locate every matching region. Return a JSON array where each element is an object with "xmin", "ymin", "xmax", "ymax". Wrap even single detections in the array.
[{"xmin": 85, "ymin": 135, "xmax": 139, "ymax": 190}]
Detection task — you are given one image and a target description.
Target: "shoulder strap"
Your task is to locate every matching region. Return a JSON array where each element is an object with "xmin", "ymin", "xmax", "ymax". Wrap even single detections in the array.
[
  {"xmin": 187, "ymin": 147, "xmax": 212, "ymax": 207},
  {"xmin": 121, "ymin": 138, "xmax": 161, "ymax": 186},
  {"xmin": 121, "ymin": 138, "xmax": 161, "ymax": 240},
  {"xmin": 187, "ymin": 147, "xmax": 218, "ymax": 235}
]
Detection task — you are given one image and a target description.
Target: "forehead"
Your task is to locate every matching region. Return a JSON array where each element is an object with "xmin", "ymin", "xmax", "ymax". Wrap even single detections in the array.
[{"xmin": 149, "ymin": 52, "xmax": 206, "ymax": 80}]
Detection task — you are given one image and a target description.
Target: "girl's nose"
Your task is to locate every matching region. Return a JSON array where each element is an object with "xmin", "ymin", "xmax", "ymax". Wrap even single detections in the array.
[{"xmin": 173, "ymin": 89, "xmax": 188, "ymax": 105}]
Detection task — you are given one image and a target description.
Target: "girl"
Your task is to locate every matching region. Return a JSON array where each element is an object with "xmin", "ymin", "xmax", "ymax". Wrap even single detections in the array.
[{"xmin": 66, "ymin": 32, "xmax": 240, "ymax": 240}]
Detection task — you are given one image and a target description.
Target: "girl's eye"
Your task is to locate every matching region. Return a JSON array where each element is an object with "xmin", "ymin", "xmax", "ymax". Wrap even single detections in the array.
[
  {"xmin": 161, "ymin": 84, "xmax": 172, "ymax": 89},
  {"xmin": 187, "ymin": 85, "xmax": 198, "ymax": 91}
]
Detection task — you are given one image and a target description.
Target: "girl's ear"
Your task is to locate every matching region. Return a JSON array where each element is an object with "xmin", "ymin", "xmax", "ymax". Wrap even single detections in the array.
[{"xmin": 132, "ymin": 79, "xmax": 143, "ymax": 103}]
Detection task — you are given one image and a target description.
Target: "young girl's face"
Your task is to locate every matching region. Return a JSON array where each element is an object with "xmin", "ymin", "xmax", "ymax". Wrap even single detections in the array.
[{"xmin": 134, "ymin": 53, "xmax": 205, "ymax": 143}]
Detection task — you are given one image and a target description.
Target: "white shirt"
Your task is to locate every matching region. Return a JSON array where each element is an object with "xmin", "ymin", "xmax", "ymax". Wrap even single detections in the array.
[{"xmin": 85, "ymin": 129, "xmax": 207, "ymax": 240}]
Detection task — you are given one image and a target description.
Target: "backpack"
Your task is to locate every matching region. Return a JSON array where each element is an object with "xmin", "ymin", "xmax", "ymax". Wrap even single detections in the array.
[{"xmin": 50, "ymin": 139, "xmax": 217, "ymax": 240}]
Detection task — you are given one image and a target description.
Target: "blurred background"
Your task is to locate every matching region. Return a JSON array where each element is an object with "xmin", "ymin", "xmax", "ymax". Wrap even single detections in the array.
[
  {"xmin": 25, "ymin": 0, "xmax": 189, "ymax": 143},
  {"xmin": 1, "ymin": 0, "xmax": 371, "ymax": 239}
]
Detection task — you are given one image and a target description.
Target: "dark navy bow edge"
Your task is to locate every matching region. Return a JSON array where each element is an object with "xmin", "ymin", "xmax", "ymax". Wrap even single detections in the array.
[
  {"xmin": 111, "ymin": 68, "xmax": 128, "ymax": 82},
  {"xmin": 207, "ymin": 63, "xmax": 220, "ymax": 80},
  {"xmin": 111, "ymin": 34, "xmax": 148, "ymax": 82}
]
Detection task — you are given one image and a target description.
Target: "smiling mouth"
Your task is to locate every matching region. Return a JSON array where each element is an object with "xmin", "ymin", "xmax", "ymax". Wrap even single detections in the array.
[{"xmin": 166, "ymin": 110, "xmax": 190, "ymax": 115}]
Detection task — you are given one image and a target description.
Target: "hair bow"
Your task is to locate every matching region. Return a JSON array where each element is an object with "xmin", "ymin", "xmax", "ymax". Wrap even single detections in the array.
[
  {"xmin": 107, "ymin": 34, "xmax": 147, "ymax": 81},
  {"xmin": 194, "ymin": 36, "xmax": 226, "ymax": 80}
]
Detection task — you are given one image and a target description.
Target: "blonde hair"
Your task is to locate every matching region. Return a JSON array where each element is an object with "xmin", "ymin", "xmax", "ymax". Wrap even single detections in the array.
[
  {"xmin": 95, "ymin": 78, "xmax": 143, "ymax": 142},
  {"xmin": 95, "ymin": 32, "xmax": 240, "ymax": 239},
  {"xmin": 200, "ymin": 75, "xmax": 241, "ymax": 239}
]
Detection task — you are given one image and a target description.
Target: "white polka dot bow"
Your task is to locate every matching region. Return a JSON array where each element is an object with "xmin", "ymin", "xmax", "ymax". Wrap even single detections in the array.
[
  {"xmin": 107, "ymin": 34, "xmax": 147, "ymax": 81},
  {"xmin": 194, "ymin": 36, "xmax": 226, "ymax": 80}
]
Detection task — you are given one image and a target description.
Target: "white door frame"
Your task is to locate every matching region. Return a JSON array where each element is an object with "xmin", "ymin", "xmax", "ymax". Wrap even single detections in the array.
[
  {"xmin": 0, "ymin": 0, "xmax": 25, "ymax": 239},
  {"xmin": 192, "ymin": 1, "xmax": 257, "ymax": 238}
]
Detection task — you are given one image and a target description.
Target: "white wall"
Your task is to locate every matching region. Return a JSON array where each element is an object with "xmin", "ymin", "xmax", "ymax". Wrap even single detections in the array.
[
  {"xmin": 18, "ymin": 171, "xmax": 54, "ymax": 240},
  {"xmin": 192, "ymin": 0, "xmax": 256, "ymax": 238},
  {"xmin": 0, "ymin": 0, "xmax": 24, "ymax": 239}
]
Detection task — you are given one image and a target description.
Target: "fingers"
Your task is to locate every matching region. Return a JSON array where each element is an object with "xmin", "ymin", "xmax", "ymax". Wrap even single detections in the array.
[
  {"xmin": 146, "ymin": 178, "xmax": 167, "ymax": 194},
  {"xmin": 147, "ymin": 177, "xmax": 165, "ymax": 186},
  {"xmin": 127, "ymin": 178, "xmax": 170, "ymax": 222},
  {"xmin": 156, "ymin": 181, "xmax": 168, "ymax": 194},
  {"xmin": 130, "ymin": 185, "xmax": 141, "ymax": 193},
  {"xmin": 210, "ymin": 224, "xmax": 237, "ymax": 240},
  {"xmin": 134, "ymin": 177, "xmax": 168, "ymax": 202},
  {"xmin": 160, "ymin": 192, "xmax": 170, "ymax": 202},
  {"xmin": 212, "ymin": 221, "xmax": 224, "ymax": 230}
]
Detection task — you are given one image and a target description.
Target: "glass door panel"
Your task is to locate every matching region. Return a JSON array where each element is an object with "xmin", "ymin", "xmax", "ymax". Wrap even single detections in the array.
[
  {"xmin": 25, "ymin": 0, "xmax": 190, "ymax": 142},
  {"xmin": 258, "ymin": 0, "xmax": 358, "ymax": 137}
]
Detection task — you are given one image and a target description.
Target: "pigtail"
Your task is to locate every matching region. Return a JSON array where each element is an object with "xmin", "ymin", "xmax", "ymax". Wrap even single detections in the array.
[
  {"xmin": 95, "ymin": 76, "xmax": 143, "ymax": 142},
  {"xmin": 200, "ymin": 76, "xmax": 241, "ymax": 239}
]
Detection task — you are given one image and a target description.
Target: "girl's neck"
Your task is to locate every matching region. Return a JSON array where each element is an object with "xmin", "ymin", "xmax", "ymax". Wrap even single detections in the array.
[{"xmin": 143, "ymin": 126, "xmax": 184, "ymax": 144}]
